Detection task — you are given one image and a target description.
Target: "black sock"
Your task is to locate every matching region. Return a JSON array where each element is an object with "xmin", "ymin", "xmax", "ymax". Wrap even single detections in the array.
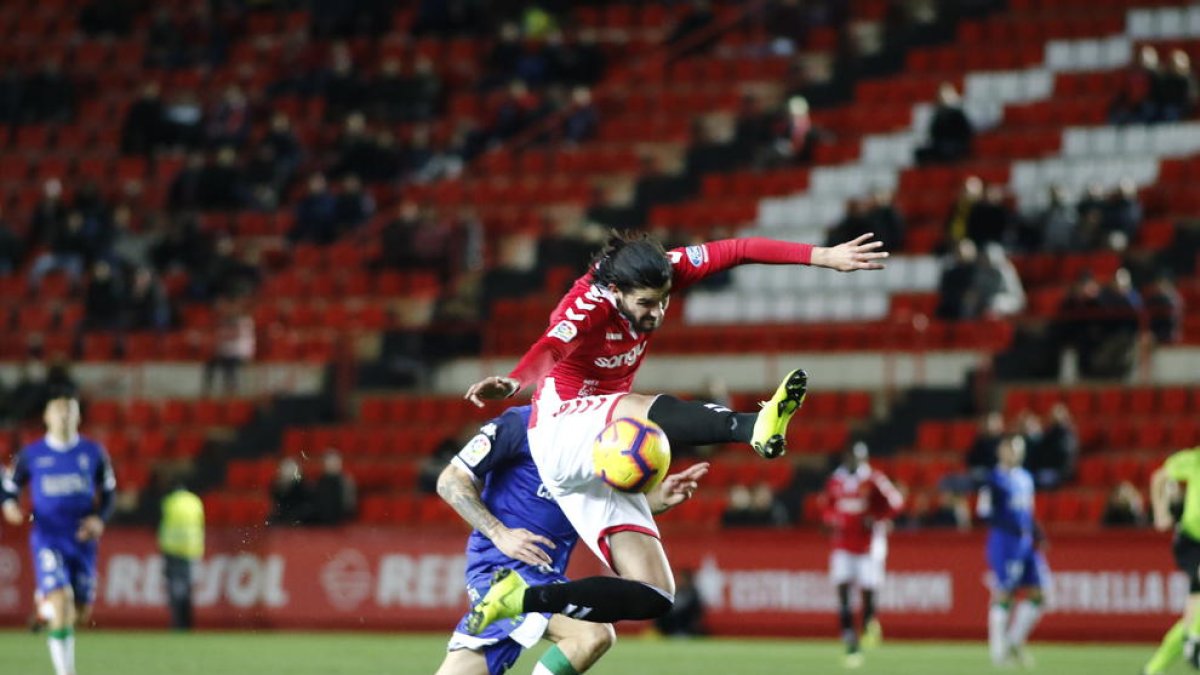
[
  {"xmin": 838, "ymin": 584, "xmax": 856, "ymax": 646},
  {"xmin": 523, "ymin": 576, "xmax": 673, "ymax": 623},
  {"xmin": 647, "ymin": 395, "xmax": 755, "ymax": 445},
  {"xmin": 862, "ymin": 589, "xmax": 876, "ymax": 627}
]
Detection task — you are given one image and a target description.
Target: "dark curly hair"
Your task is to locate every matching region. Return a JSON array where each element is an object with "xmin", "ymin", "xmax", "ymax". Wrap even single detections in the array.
[{"xmin": 591, "ymin": 231, "xmax": 672, "ymax": 293}]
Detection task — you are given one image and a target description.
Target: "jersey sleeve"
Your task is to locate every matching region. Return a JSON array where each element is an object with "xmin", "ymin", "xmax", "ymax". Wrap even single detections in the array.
[
  {"xmin": 0, "ymin": 451, "xmax": 29, "ymax": 504},
  {"xmin": 870, "ymin": 472, "xmax": 905, "ymax": 520},
  {"xmin": 93, "ymin": 445, "xmax": 117, "ymax": 522},
  {"xmin": 506, "ymin": 286, "xmax": 610, "ymax": 391},
  {"xmin": 451, "ymin": 408, "xmax": 530, "ymax": 481},
  {"xmin": 668, "ymin": 238, "xmax": 815, "ymax": 290},
  {"xmin": 1164, "ymin": 449, "xmax": 1200, "ymax": 482}
]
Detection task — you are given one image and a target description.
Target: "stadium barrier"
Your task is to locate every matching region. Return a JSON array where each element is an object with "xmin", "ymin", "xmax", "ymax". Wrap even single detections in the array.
[{"xmin": 0, "ymin": 527, "xmax": 1175, "ymax": 640}]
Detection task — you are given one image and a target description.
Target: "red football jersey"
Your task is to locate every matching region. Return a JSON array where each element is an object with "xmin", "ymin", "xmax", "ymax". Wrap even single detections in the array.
[
  {"xmin": 507, "ymin": 238, "xmax": 814, "ymax": 401},
  {"xmin": 821, "ymin": 465, "xmax": 904, "ymax": 554}
]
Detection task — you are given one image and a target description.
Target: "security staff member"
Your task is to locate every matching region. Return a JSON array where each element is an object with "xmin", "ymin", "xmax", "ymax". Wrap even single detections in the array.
[{"xmin": 159, "ymin": 483, "xmax": 204, "ymax": 630}]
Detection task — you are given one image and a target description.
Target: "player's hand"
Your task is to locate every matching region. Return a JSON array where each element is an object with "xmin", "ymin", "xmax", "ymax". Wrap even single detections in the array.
[
  {"xmin": 812, "ymin": 233, "xmax": 888, "ymax": 272},
  {"xmin": 76, "ymin": 515, "xmax": 105, "ymax": 542},
  {"xmin": 1, "ymin": 501, "xmax": 23, "ymax": 526},
  {"xmin": 651, "ymin": 462, "xmax": 710, "ymax": 514},
  {"xmin": 465, "ymin": 376, "xmax": 520, "ymax": 408},
  {"xmin": 492, "ymin": 525, "xmax": 556, "ymax": 567}
]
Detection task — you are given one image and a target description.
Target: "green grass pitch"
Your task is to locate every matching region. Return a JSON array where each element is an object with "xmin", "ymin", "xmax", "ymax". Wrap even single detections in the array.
[{"xmin": 0, "ymin": 630, "xmax": 1152, "ymax": 674}]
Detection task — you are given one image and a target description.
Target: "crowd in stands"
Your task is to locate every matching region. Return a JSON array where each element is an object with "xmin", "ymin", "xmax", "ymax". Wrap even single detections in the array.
[{"xmin": 1111, "ymin": 45, "xmax": 1198, "ymax": 125}]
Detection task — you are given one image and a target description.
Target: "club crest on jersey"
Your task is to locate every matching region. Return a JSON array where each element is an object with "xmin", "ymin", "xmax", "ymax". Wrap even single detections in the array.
[
  {"xmin": 78, "ymin": 455, "xmax": 90, "ymax": 472},
  {"xmin": 458, "ymin": 433, "xmax": 492, "ymax": 467},
  {"xmin": 685, "ymin": 245, "xmax": 707, "ymax": 267},
  {"xmin": 548, "ymin": 320, "xmax": 578, "ymax": 343}
]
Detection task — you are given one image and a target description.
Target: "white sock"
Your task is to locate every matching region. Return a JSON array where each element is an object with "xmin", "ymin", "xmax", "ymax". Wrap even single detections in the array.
[
  {"xmin": 1007, "ymin": 600, "xmax": 1042, "ymax": 649},
  {"xmin": 532, "ymin": 665, "xmax": 554, "ymax": 675},
  {"xmin": 48, "ymin": 636, "xmax": 69, "ymax": 675},
  {"xmin": 65, "ymin": 632, "xmax": 75, "ymax": 675},
  {"xmin": 988, "ymin": 603, "xmax": 1010, "ymax": 665}
]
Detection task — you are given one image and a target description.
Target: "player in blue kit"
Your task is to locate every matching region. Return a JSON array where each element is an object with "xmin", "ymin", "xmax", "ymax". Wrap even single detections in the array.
[
  {"xmin": 975, "ymin": 434, "xmax": 1048, "ymax": 668},
  {"xmin": 2, "ymin": 391, "xmax": 116, "ymax": 675},
  {"xmin": 433, "ymin": 405, "xmax": 708, "ymax": 675}
]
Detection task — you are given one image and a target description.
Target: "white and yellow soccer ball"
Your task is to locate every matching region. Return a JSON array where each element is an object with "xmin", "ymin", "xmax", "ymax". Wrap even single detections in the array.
[{"xmin": 592, "ymin": 417, "xmax": 671, "ymax": 493}]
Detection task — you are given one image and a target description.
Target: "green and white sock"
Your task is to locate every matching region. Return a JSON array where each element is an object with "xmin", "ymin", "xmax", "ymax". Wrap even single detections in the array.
[
  {"xmin": 47, "ymin": 627, "xmax": 72, "ymax": 675},
  {"xmin": 533, "ymin": 645, "xmax": 580, "ymax": 675}
]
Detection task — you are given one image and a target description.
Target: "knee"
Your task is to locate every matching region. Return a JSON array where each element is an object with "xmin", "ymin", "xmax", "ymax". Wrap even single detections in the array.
[{"xmin": 582, "ymin": 623, "xmax": 617, "ymax": 659}]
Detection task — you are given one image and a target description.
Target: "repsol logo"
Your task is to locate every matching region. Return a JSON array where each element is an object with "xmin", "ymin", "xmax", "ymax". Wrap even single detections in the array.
[{"xmin": 594, "ymin": 342, "xmax": 647, "ymax": 369}]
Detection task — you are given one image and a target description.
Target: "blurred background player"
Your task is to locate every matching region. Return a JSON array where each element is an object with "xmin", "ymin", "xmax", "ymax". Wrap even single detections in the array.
[
  {"xmin": 1, "ymin": 390, "xmax": 117, "ymax": 675},
  {"xmin": 158, "ymin": 478, "xmax": 204, "ymax": 631},
  {"xmin": 436, "ymin": 404, "xmax": 709, "ymax": 675},
  {"xmin": 820, "ymin": 441, "xmax": 904, "ymax": 668},
  {"xmin": 976, "ymin": 435, "xmax": 1048, "ymax": 668},
  {"xmin": 1143, "ymin": 445, "xmax": 1200, "ymax": 675},
  {"xmin": 465, "ymin": 232, "xmax": 885, "ymax": 632}
]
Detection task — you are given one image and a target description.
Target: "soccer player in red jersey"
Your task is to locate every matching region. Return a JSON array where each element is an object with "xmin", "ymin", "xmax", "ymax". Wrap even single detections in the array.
[
  {"xmin": 464, "ymin": 232, "xmax": 887, "ymax": 634},
  {"xmin": 821, "ymin": 442, "xmax": 904, "ymax": 668}
]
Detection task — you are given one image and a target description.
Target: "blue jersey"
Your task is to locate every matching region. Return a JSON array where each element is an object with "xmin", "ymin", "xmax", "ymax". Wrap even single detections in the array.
[
  {"xmin": 452, "ymin": 406, "xmax": 578, "ymax": 581},
  {"xmin": 2, "ymin": 434, "xmax": 117, "ymax": 539},
  {"xmin": 978, "ymin": 465, "xmax": 1035, "ymax": 540}
]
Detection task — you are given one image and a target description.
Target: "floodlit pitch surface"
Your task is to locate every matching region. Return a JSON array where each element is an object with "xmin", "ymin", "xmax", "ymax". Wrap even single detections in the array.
[{"xmin": 0, "ymin": 630, "xmax": 1152, "ymax": 674}]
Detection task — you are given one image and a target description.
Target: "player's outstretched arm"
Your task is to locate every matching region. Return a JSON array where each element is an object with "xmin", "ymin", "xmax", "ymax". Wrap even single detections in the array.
[
  {"xmin": 1150, "ymin": 466, "xmax": 1176, "ymax": 532},
  {"xmin": 437, "ymin": 462, "xmax": 555, "ymax": 567},
  {"xmin": 464, "ymin": 376, "xmax": 520, "ymax": 408},
  {"xmin": 648, "ymin": 462, "xmax": 710, "ymax": 515},
  {"xmin": 810, "ymin": 233, "xmax": 889, "ymax": 272}
]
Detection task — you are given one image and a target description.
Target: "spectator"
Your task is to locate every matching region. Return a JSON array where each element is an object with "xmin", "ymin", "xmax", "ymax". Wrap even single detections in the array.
[
  {"xmin": 24, "ymin": 61, "xmax": 74, "ymax": 123},
  {"xmin": 123, "ymin": 267, "xmax": 172, "ymax": 331},
  {"xmin": 1087, "ymin": 268, "xmax": 1142, "ymax": 379},
  {"xmin": 827, "ymin": 198, "xmax": 872, "ymax": 248},
  {"xmin": 866, "ymin": 189, "xmax": 906, "ymax": 253},
  {"xmin": 915, "ymin": 82, "xmax": 973, "ymax": 164},
  {"xmin": 367, "ymin": 130, "xmax": 404, "ymax": 183},
  {"xmin": 28, "ymin": 211, "xmax": 92, "ymax": 287},
  {"xmin": 1054, "ymin": 274, "xmax": 1105, "ymax": 376},
  {"xmin": 199, "ymin": 146, "xmax": 246, "ymax": 210},
  {"xmin": 268, "ymin": 457, "xmax": 311, "ymax": 526},
  {"xmin": 483, "ymin": 23, "xmax": 523, "ymax": 89},
  {"xmin": 1030, "ymin": 404, "xmax": 1078, "ymax": 489},
  {"xmin": 772, "ymin": 95, "xmax": 819, "ymax": 165},
  {"xmin": 493, "ymin": 80, "xmax": 543, "ymax": 141},
  {"xmin": 1144, "ymin": 274, "xmax": 1183, "ymax": 345},
  {"xmin": 562, "ymin": 86, "xmax": 599, "ymax": 144},
  {"xmin": 1110, "ymin": 45, "xmax": 1161, "ymax": 125},
  {"xmin": 1100, "ymin": 179, "xmax": 1142, "ymax": 250},
  {"xmin": 722, "ymin": 483, "xmax": 790, "ymax": 527},
  {"xmin": 966, "ymin": 412, "xmax": 1005, "ymax": 481},
  {"xmin": 973, "ymin": 243, "xmax": 1025, "ymax": 318},
  {"xmin": 333, "ymin": 174, "xmax": 375, "ymax": 232},
  {"xmin": 30, "ymin": 178, "xmax": 69, "ymax": 242},
  {"xmin": 121, "ymin": 82, "xmax": 166, "ymax": 155},
  {"xmin": 202, "ymin": 298, "xmax": 255, "ymax": 396},
  {"xmin": 654, "ymin": 568, "xmax": 706, "ymax": 637},
  {"xmin": 150, "ymin": 214, "xmax": 209, "ymax": 275},
  {"xmin": 923, "ymin": 488, "xmax": 972, "ymax": 531},
  {"xmin": 109, "ymin": 206, "xmax": 154, "ymax": 271},
  {"xmin": 332, "ymin": 112, "xmax": 377, "ymax": 179},
  {"xmin": 370, "ymin": 57, "xmax": 410, "ymax": 122},
  {"xmin": 289, "ymin": 173, "xmax": 339, "ymax": 245},
  {"xmin": 1102, "ymin": 481, "xmax": 1148, "ymax": 527},
  {"xmin": 0, "ymin": 212, "xmax": 22, "ymax": 275},
  {"xmin": 263, "ymin": 111, "xmax": 303, "ymax": 192},
  {"xmin": 205, "ymin": 85, "xmax": 250, "ymax": 149},
  {"xmin": 168, "ymin": 153, "xmax": 207, "ymax": 211},
  {"xmin": 196, "ymin": 235, "xmax": 260, "ymax": 300},
  {"xmin": 945, "ymin": 175, "xmax": 983, "ymax": 244},
  {"xmin": 162, "ymin": 91, "xmax": 204, "ymax": 148},
  {"xmin": 311, "ymin": 449, "xmax": 357, "ymax": 526},
  {"xmin": 935, "ymin": 238, "xmax": 979, "ymax": 320},
  {"xmin": 83, "ymin": 260, "xmax": 126, "ymax": 330},
  {"xmin": 407, "ymin": 55, "xmax": 442, "ymax": 122},
  {"xmin": 967, "ymin": 184, "xmax": 1015, "ymax": 250},
  {"xmin": 319, "ymin": 43, "xmax": 365, "ymax": 120},
  {"xmin": 1157, "ymin": 49, "xmax": 1197, "ymax": 122},
  {"xmin": 1021, "ymin": 184, "xmax": 1078, "ymax": 252}
]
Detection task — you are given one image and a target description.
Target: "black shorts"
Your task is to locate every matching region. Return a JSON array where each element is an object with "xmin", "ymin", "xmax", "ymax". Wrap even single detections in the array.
[{"xmin": 1173, "ymin": 532, "xmax": 1200, "ymax": 593}]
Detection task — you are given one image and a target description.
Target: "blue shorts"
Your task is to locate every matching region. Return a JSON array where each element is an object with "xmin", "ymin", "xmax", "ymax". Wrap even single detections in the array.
[
  {"xmin": 30, "ymin": 531, "xmax": 97, "ymax": 605},
  {"xmin": 986, "ymin": 531, "xmax": 1048, "ymax": 592},
  {"xmin": 447, "ymin": 568, "xmax": 566, "ymax": 675}
]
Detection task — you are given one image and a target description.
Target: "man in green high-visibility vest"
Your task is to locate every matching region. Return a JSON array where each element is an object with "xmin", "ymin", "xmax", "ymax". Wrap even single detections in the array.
[{"xmin": 158, "ymin": 481, "xmax": 204, "ymax": 631}]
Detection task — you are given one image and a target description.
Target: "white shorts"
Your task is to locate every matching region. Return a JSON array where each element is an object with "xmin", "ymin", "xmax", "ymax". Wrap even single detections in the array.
[
  {"xmin": 528, "ymin": 379, "xmax": 660, "ymax": 569},
  {"xmin": 829, "ymin": 539, "xmax": 888, "ymax": 589}
]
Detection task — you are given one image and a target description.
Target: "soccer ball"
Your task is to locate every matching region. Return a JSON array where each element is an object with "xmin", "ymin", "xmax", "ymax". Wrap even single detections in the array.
[{"xmin": 592, "ymin": 417, "xmax": 670, "ymax": 494}]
